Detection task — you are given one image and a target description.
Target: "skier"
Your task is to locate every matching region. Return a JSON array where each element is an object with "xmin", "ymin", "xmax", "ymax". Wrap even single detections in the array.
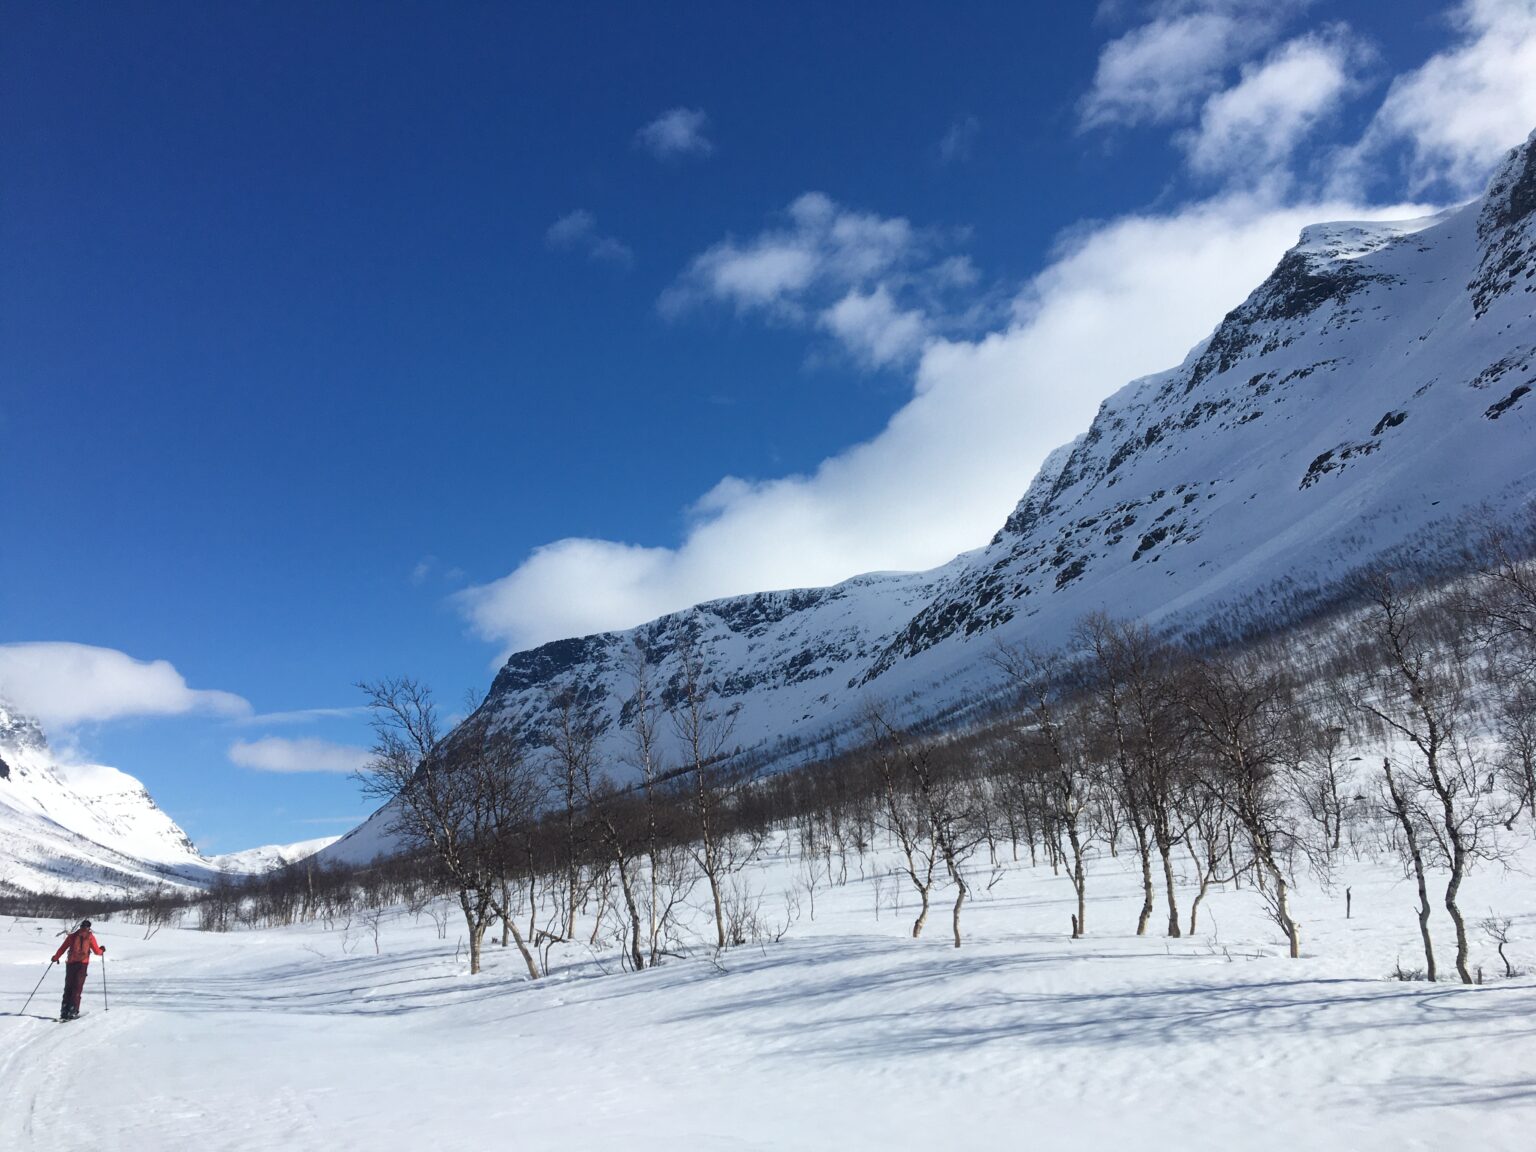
[{"xmin": 51, "ymin": 919, "xmax": 104, "ymax": 1021}]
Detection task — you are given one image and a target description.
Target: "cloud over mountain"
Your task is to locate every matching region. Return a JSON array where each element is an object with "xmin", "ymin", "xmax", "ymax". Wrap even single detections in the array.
[{"xmin": 0, "ymin": 642, "xmax": 250, "ymax": 728}]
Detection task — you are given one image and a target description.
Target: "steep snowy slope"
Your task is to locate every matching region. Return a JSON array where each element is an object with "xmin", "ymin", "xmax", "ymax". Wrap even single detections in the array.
[
  {"xmin": 326, "ymin": 131, "xmax": 1536, "ymax": 865},
  {"xmin": 0, "ymin": 702, "xmax": 221, "ymax": 895}
]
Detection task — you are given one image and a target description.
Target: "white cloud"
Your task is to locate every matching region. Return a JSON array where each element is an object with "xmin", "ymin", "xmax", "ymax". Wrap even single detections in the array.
[
  {"xmin": 635, "ymin": 107, "xmax": 714, "ymax": 159},
  {"xmin": 1081, "ymin": 1, "xmax": 1310, "ymax": 129},
  {"xmin": 659, "ymin": 193, "xmax": 978, "ymax": 368},
  {"xmin": 820, "ymin": 286, "xmax": 930, "ymax": 369},
  {"xmin": 663, "ymin": 193, "xmax": 917, "ymax": 318},
  {"xmin": 1182, "ymin": 30, "xmax": 1367, "ymax": 182},
  {"xmin": 546, "ymin": 210, "xmax": 634, "ymax": 266},
  {"xmin": 1350, "ymin": 0, "xmax": 1536, "ymax": 194},
  {"xmin": 938, "ymin": 116, "xmax": 980, "ymax": 164},
  {"xmin": 672, "ymin": 239, "xmax": 820, "ymax": 314},
  {"xmin": 457, "ymin": 191, "xmax": 1423, "ymax": 655},
  {"xmin": 457, "ymin": 539, "xmax": 673, "ymax": 654},
  {"xmin": 0, "ymin": 642, "xmax": 251, "ymax": 728},
  {"xmin": 228, "ymin": 737, "xmax": 373, "ymax": 775},
  {"xmin": 236, "ymin": 706, "xmax": 368, "ymax": 726}
]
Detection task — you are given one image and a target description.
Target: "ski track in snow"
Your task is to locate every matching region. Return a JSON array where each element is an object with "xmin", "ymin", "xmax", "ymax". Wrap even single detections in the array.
[{"xmin": 4, "ymin": 837, "xmax": 1536, "ymax": 1150}]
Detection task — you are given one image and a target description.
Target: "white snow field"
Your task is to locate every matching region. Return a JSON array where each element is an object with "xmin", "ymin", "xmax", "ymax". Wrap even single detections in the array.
[{"xmin": 4, "ymin": 834, "xmax": 1535, "ymax": 1151}]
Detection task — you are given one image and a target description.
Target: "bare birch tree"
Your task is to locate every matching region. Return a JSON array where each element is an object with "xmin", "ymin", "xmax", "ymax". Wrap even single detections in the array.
[
  {"xmin": 993, "ymin": 643, "xmax": 1094, "ymax": 937},
  {"xmin": 356, "ymin": 678, "xmax": 543, "ymax": 977},
  {"xmin": 1181, "ymin": 654, "xmax": 1304, "ymax": 958},
  {"xmin": 549, "ymin": 687, "xmax": 651, "ymax": 971},
  {"xmin": 1079, "ymin": 614, "xmax": 1160, "ymax": 936},
  {"xmin": 1357, "ymin": 573, "xmax": 1511, "ymax": 983},
  {"xmin": 671, "ymin": 617, "xmax": 754, "ymax": 951}
]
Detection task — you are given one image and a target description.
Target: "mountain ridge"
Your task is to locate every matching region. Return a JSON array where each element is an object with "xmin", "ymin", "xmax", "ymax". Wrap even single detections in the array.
[
  {"xmin": 0, "ymin": 701, "xmax": 334, "ymax": 896},
  {"xmin": 327, "ymin": 129, "xmax": 1536, "ymax": 865}
]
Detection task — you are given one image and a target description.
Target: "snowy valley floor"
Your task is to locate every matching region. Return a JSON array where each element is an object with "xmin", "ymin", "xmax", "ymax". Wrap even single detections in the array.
[{"xmin": 4, "ymin": 838, "xmax": 1536, "ymax": 1151}]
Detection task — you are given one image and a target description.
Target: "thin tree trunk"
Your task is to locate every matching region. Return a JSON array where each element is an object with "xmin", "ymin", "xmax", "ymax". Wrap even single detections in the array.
[
  {"xmin": 1446, "ymin": 853, "xmax": 1472, "ymax": 984},
  {"xmin": 588, "ymin": 872, "xmax": 611, "ymax": 947},
  {"xmin": 697, "ymin": 776, "xmax": 728, "ymax": 950},
  {"xmin": 951, "ymin": 876, "xmax": 968, "ymax": 948},
  {"xmin": 500, "ymin": 907, "xmax": 541, "ymax": 980},
  {"xmin": 1067, "ymin": 819, "xmax": 1087, "ymax": 938},
  {"xmin": 648, "ymin": 850, "xmax": 660, "ymax": 964},
  {"xmin": 1135, "ymin": 827, "xmax": 1155, "ymax": 936},
  {"xmin": 526, "ymin": 848, "xmax": 539, "ymax": 943},
  {"xmin": 1427, "ymin": 748, "xmax": 1474, "ymax": 984},
  {"xmin": 708, "ymin": 869, "xmax": 726, "ymax": 949},
  {"xmin": 460, "ymin": 890, "xmax": 485, "ymax": 976},
  {"xmin": 1272, "ymin": 865, "xmax": 1299, "ymax": 958},
  {"xmin": 1384, "ymin": 758, "xmax": 1437, "ymax": 981},
  {"xmin": 565, "ymin": 862, "xmax": 580, "ymax": 942},
  {"xmin": 912, "ymin": 887, "xmax": 930, "ymax": 939},
  {"xmin": 1157, "ymin": 830, "xmax": 1181, "ymax": 938},
  {"xmin": 1186, "ymin": 838, "xmax": 1213, "ymax": 936},
  {"xmin": 616, "ymin": 855, "xmax": 646, "ymax": 972},
  {"xmin": 458, "ymin": 890, "xmax": 480, "ymax": 975}
]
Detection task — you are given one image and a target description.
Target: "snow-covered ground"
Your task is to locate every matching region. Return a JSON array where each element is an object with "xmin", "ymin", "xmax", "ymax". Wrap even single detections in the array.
[{"xmin": 4, "ymin": 831, "xmax": 1535, "ymax": 1151}]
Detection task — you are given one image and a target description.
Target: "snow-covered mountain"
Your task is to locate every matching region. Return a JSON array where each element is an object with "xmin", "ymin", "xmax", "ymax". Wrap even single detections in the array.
[
  {"xmin": 0, "ymin": 702, "xmax": 334, "ymax": 895},
  {"xmin": 0, "ymin": 701, "xmax": 219, "ymax": 895},
  {"xmin": 333, "ymin": 130, "xmax": 1536, "ymax": 863},
  {"xmin": 208, "ymin": 837, "xmax": 341, "ymax": 875}
]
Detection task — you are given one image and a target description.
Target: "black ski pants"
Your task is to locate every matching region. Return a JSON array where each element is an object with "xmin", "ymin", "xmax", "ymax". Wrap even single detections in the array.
[{"xmin": 61, "ymin": 961, "xmax": 88, "ymax": 1017}]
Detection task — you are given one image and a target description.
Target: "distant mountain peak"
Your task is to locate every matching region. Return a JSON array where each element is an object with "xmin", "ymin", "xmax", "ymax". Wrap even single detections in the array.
[
  {"xmin": 0, "ymin": 698, "xmax": 49, "ymax": 756},
  {"xmin": 1472, "ymin": 129, "xmax": 1536, "ymax": 319},
  {"xmin": 1479, "ymin": 128, "xmax": 1536, "ymax": 235},
  {"xmin": 0, "ymin": 706, "xmax": 326, "ymax": 895}
]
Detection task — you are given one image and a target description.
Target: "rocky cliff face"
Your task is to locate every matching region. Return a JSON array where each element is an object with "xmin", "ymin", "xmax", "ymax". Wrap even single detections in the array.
[{"xmin": 327, "ymin": 131, "xmax": 1536, "ymax": 864}]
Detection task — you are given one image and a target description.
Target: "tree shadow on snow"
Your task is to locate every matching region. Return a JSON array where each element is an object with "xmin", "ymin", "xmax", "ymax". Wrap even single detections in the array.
[{"xmin": 663, "ymin": 941, "xmax": 1536, "ymax": 1077}]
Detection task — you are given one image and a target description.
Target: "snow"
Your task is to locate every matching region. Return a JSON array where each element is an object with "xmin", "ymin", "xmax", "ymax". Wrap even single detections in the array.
[
  {"xmin": 4, "ymin": 833, "xmax": 1536, "ymax": 1150},
  {"xmin": 206, "ymin": 837, "xmax": 340, "ymax": 875},
  {"xmin": 1292, "ymin": 213, "xmax": 1449, "ymax": 260}
]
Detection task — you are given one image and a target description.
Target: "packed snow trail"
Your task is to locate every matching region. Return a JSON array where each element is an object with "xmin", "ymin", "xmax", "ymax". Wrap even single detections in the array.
[{"xmin": 3, "ymin": 847, "xmax": 1535, "ymax": 1150}]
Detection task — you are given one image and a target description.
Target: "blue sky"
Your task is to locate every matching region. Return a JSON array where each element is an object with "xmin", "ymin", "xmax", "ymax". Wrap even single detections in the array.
[{"xmin": 4, "ymin": 0, "xmax": 1535, "ymax": 852}]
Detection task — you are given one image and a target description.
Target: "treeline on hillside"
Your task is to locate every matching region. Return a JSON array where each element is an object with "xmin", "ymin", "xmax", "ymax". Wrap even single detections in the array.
[
  {"xmin": 2, "ymin": 882, "xmax": 194, "ymax": 930},
  {"xmin": 39, "ymin": 518, "xmax": 1533, "ymax": 985}
]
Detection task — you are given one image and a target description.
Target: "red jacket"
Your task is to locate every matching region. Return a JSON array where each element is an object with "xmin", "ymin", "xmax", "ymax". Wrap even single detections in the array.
[{"xmin": 53, "ymin": 929, "xmax": 104, "ymax": 965}]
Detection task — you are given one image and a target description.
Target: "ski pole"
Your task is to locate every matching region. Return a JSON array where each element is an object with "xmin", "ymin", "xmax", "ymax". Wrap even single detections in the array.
[
  {"xmin": 20, "ymin": 961, "xmax": 53, "ymax": 1017},
  {"xmin": 101, "ymin": 955, "xmax": 108, "ymax": 1013}
]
